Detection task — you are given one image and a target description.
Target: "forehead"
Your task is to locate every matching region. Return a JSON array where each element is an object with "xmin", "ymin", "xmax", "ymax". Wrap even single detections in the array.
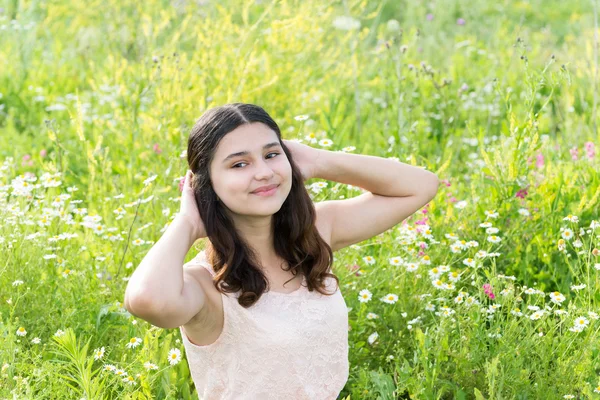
[{"xmin": 215, "ymin": 123, "xmax": 278, "ymax": 155}]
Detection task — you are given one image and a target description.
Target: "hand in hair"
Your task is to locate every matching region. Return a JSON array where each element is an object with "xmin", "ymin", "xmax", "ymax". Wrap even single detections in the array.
[
  {"xmin": 282, "ymin": 139, "xmax": 322, "ymax": 182},
  {"xmin": 178, "ymin": 170, "xmax": 207, "ymax": 241}
]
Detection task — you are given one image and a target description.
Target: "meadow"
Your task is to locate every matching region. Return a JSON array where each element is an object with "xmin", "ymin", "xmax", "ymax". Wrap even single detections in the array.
[{"xmin": 1, "ymin": 0, "xmax": 600, "ymax": 398}]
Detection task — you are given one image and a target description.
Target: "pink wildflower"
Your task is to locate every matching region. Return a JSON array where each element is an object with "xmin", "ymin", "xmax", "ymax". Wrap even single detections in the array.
[
  {"xmin": 569, "ymin": 146, "xmax": 578, "ymax": 161},
  {"xmin": 585, "ymin": 141, "xmax": 595, "ymax": 160},
  {"xmin": 515, "ymin": 188, "xmax": 528, "ymax": 199},
  {"xmin": 536, "ymin": 152, "xmax": 544, "ymax": 168},
  {"xmin": 483, "ymin": 283, "xmax": 495, "ymax": 299}
]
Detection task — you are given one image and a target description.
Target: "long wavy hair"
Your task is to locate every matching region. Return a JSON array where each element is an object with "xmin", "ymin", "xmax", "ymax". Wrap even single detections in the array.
[{"xmin": 187, "ymin": 103, "xmax": 339, "ymax": 308}]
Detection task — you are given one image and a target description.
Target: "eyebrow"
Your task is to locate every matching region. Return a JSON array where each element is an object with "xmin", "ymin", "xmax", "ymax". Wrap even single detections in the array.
[{"xmin": 222, "ymin": 142, "xmax": 281, "ymax": 163}]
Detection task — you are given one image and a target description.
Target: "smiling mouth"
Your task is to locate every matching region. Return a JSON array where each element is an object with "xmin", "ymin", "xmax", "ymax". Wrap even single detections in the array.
[{"xmin": 252, "ymin": 185, "xmax": 279, "ymax": 195}]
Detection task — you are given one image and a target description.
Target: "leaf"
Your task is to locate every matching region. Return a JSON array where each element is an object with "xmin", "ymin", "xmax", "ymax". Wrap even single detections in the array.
[{"xmin": 474, "ymin": 387, "xmax": 487, "ymax": 400}]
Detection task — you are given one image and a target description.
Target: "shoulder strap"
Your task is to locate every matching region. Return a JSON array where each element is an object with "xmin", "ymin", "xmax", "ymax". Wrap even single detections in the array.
[{"xmin": 186, "ymin": 250, "xmax": 216, "ymax": 277}]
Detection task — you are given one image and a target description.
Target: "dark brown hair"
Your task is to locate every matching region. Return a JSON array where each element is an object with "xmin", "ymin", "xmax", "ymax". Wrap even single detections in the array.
[{"xmin": 187, "ymin": 103, "xmax": 339, "ymax": 308}]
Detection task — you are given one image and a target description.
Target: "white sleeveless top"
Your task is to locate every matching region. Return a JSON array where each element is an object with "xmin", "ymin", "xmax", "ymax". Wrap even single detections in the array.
[{"xmin": 178, "ymin": 251, "xmax": 349, "ymax": 399}]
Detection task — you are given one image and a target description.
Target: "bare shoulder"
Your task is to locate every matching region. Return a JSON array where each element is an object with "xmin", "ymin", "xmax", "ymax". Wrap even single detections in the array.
[{"xmin": 181, "ymin": 261, "xmax": 224, "ymax": 346}]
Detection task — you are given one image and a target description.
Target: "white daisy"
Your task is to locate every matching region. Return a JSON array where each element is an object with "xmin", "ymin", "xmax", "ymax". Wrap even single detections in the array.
[
  {"xmin": 93, "ymin": 347, "xmax": 105, "ymax": 360},
  {"xmin": 168, "ymin": 348, "xmax": 182, "ymax": 365},
  {"xmin": 381, "ymin": 294, "xmax": 398, "ymax": 304},
  {"xmin": 126, "ymin": 337, "xmax": 142, "ymax": 349},
  {"xmin": 358, "ymin": 289, "xmax": 372, "ymax": 303}
]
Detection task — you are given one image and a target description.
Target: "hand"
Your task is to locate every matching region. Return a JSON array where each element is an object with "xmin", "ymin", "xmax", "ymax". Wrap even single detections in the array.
[
  {"xmin": 282, "ymin": 139, "xmax": 321, "ymax": 182},
  {"xmin": 177, "ymin": 170, "xmax": 207, "ymax": 241}
]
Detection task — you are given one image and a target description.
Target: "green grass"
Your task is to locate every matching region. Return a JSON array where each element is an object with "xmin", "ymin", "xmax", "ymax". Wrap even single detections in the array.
[{"xmin": 1, "ymin": 0, "xmax": 600, "ymax": 398}]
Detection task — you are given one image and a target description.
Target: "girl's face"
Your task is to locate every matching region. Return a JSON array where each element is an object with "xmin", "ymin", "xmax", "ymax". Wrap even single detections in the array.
[{"xmin": 209, "ymin": 122, "xmax": 292, "ymax": 217}]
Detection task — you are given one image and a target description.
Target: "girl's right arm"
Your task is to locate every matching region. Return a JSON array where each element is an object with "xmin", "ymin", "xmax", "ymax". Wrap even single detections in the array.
[{"xmin": 124, "ymin": 171, "xmax": 208, "ymax": 328}]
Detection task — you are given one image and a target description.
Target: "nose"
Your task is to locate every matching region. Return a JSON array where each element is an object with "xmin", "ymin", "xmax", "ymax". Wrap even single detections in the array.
[{"xmin": 254, "ymin": 159, "xmax": 275, "ymax": 180}]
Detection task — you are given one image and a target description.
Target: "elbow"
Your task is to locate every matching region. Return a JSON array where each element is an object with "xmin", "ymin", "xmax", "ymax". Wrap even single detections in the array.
[
  {"xmin": 124, "ymin": 289, "xmax": 158, "ymax": 320},
  {"xmin": 424, "ymin": 173, "xmax": 440, "ymax": 198}
]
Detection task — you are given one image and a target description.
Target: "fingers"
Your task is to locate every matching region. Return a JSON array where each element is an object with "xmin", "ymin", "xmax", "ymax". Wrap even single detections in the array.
[{"xmin": 180, "ymin": 170, "xmax": 193, "ymax": 193}]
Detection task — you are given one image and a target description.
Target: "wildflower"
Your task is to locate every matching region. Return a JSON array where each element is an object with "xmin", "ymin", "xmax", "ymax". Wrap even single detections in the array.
[
  {"xmin": 529, "ymin": 310, "xmax": 545, "ymax": 320},
  {"xmin": 388, "ymin": 256, "xmax": 403, "ymax": 266},
  {"xmin": 428, "ymin": 267, "xmax": 442, "ymax": 279},
  {"xmin": 143, "ymin": 174, "xmax": 158, "ymax": 186},
  {"xmin": 563, "ymin": 215, "xmax": 579, "ymax": 223},
  {"xmin": 405, "ymin": 263, "xmax": 419, "ymax": 272},
  {"xmin": 54, "ymin": 329, "xmax": 65, "ymax": 337},
  {"xmin": 123, "ymin": 375, "xmax": 136, "ymax": 385},
  {"xmin": 381, "ymin": 294, "xmax": 398, "ymax": 304},
  {"xmin": 362, "ymin": 256, "xmax": 375, "ymax": 265},
  {"xmin": 358, "ymin": 289, "xmax": 372, "ymax": 303},
  {"xmin": 457, "ymin": 18, "xmax": 465, "ymax": 25},
  {"xmin": 126, "ymin": 337, "xmax": 142, "ymax": 349},
  {"xmin": 436, "ymin": 305, "xmax": 456, "ymax": 317},
  {"xmin": 432, "ymin": 279, "xmax": 444, "ymax": 289},
  {"xmin": 569, "ymin": 146, "xmax": 578, "ymax": 160},
  {"xmin": 114, "ymin": 368, "xmax": 127, "ymax": 377},
  {"xmin": 103, "ymin": 364, "xmax": 116, "ymax": 372},
  {"xmin": 93, "ymin": 347, "xmax": 105, "ymax": 360},
  {"xmin": 561, "ymin": 228, "xmax": 574, "ymax": 240},
  {"xmin": 31, "ymin": 337, "xmax": 41, "ymax": 344},
  {"xmin": 573, "ymin": 316, "xmax": 589, "ymax": 329},
  {"xmin": 585, "ymin": 141, "xmax": 595, "ymax": 159},
  {"xmin": 515, "ymin": 188, "xmax": 528, "ymax": 199},
  {"xmin": 168, "ymin": 348, "xmax": 182, "ymax": 365},
  {"xmin": 366, "ymin": 313, "xmax": 379, "ymax": 320},
  {"xmin": 367, "ymin": 332, "xmax": 379, "ymax": 345},
  {"xmin": 143, "ymin": 362, "xmax": 159, "ymax": 371},
  {"xmin": 549, "ymin": 291, "xmax": 566, "ymax": 304},
  {"xmin": 511, "ymin": 308, "xmax": 523, "ymax": 317},
  {"xmin": 16, "ymin": 327, "xmax": 27, "ymax": 336},
  {"xmin": 487, "ymin": 235, "xmax": 501, "ymax": 243},
  {"xmin": 536, "ymin": 152, "xmax": 544, "ymax": 168},
  {"xmin": 448, "ymin": 271, "xmax": 461, "ymax": 282},
  {"xmin": 332, "ymin": 16, "xmax": 361, "ymax": 31},
  {"xmin": 462, "ymin": 258, "xmax": 476, "ymax": 267},
  {"xmin": 483, "ymin": 283, "xmax": 495, "ymax": 299},
  {"xmin": 570, "ymin": 283, "xmax": 586, "ymax": 291}
]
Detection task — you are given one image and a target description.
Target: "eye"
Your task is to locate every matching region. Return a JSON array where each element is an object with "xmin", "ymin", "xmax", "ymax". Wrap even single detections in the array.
[{"xmin": 232, "ymin": 152, "xmax": 279, "ymax": 169}]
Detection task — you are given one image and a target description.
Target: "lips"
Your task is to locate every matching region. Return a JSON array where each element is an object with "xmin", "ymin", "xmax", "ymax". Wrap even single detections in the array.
[{"xmin": 252, "ymin": 184, "xmax": 279, "ymax": 194}]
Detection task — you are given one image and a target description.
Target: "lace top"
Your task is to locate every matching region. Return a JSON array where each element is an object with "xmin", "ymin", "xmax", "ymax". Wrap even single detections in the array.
[{"xmin": 178, "ymin": 251, "xmax": 349, "ymax": 400}]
